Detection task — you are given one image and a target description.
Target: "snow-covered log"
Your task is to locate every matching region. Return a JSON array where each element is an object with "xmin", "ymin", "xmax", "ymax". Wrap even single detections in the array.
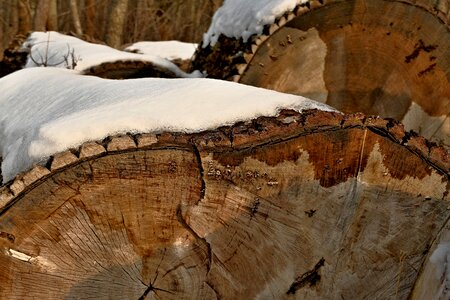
[
  {"xmin": 21, "ymin": 32, "xmax": 201, "ymax": 79},
  {"xmin": 0, "ymin": 108, "xmax": 448, "ymax": 299},
  {"xmin": 192, "ymin": 0, "xmax": 450, "ymax": 147}
]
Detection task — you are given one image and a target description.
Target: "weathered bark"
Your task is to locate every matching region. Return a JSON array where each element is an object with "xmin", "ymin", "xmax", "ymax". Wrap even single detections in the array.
[
  {"xmin": 69, "ymin": 0, "xmax": 82, "ymax": 36},
  {"xmin": 106, "ymin": 0, "xmax": 129, "ymax": 48},
  {"xmin": 0, "ymin": 110, "xmax": 448, "ymax": 299},
  {"xmin": 192, "ymin": 0, "xmax": 450, "ymax": 147}
]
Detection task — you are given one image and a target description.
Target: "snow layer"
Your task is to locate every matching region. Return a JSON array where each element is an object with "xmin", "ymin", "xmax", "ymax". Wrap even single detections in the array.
[
  {"xmin": 0, "ymin": 68, "xmax": 335, "ymax": 183},
  {"xmin": 125, "ymin": 41, "xmax": 197, "ymax": 60},
  {"xmin": 430, "ymin": 242, "xmax": 450, "ymax": 298},
  {"xmin": 22, "ymin": 31, "xmax": 200, "ymax": 78},
  {"xmin": 203, "ymin": 0, "xmax": 308, "ymax": 46}
]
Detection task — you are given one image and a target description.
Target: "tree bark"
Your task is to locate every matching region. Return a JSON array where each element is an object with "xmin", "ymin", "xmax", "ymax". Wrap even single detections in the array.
[
  {"xmin": 0, "ymin": 111, "xmax": 448, "ymax": 298},
  {"xmin": 106, "ymin": 0, "xmax": 129, "ymax": 48},
  {"xmin": 69, "ymin": 0, "xmax": 82, "ymax": 35}
]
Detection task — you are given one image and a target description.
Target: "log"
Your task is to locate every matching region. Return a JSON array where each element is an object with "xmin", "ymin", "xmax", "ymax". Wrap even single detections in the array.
[
  {"xmin": 81, "ymin": 60, "xmax": 180, "ymax": 79},
  {"xmin": 192, "ymin": 0, "xmax": 450, "ymax": 147},
  {"xmin": 0, "ymin": 110, "xmax": 448, "ymax": 299}
]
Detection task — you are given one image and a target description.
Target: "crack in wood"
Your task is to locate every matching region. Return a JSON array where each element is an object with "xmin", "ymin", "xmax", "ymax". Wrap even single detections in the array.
[
  {"xmin": 192, "ymin": 144, "xmax": 206, "ymax": 202},
  {"xmin": 138, "ymin": 283, "xmax": 175, "ymax": 300},
  {"xmin": 176, "ymin": 204, "xmax": 212, "ymax": 272},
  {"xmin": 206, "ymin": 281, "xmax": 221, "ymax": 299},
  {"xmin": 404, "ymin": 39, "xmax": 437, "ymax": 63},
  {"xmin": 138, "ymin": 248, "xmax": 176, "ymax": 299},
  {"xmin": 418, "ymin": 63, "xmax": 437, "ymax": 77},
  {"xmin": 287, "ymin": 258, "xmax": 325, "ymax": 294}
]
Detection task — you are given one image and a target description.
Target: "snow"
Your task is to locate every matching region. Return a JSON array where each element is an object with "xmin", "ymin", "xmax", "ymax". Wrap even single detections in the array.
[
  {"xmin": 430, "ymin": 242, "xmax": 450, "ymax": 298},
  {"xmin": 22, "ymin": 31, "xmax": 200, "ymax": 78},
  {"xmin": 203, "ymin": 0, "xmax": 308, "ymax": 46},
  {"xmin": 125, "ymin": 41, "xmax": 197, "ymax": 61},
  {"xmin": 0, "ymin": 67, "xmax": 335, "ymax": 183}
]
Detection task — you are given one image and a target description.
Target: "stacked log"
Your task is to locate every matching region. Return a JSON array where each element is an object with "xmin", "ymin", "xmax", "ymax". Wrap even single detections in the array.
[
  {"xmin": 192, "ymin": 0, "xmax": 450, "ymax": 147},
  {"xmin": 0, "ymin": 110, "xmax": 448, "ymax": 298}
]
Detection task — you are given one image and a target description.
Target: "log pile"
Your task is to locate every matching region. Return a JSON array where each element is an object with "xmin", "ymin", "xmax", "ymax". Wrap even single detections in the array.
[
  {"xmin": 192, "ymin": 0, "xmax": 450, "ymax": 147},
  {"xmin": 0, "ymin": 110, "xmax": 448, "ymax": 298},
  {"xmin": 0, "ymin": 0, "xmax": 449, "ymax": 298}
]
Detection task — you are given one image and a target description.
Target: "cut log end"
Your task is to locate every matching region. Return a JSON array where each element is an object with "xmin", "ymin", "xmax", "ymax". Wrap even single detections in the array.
[{"xmin": 0, "ymin": 110, "xmax": 448, "ymax": 298}]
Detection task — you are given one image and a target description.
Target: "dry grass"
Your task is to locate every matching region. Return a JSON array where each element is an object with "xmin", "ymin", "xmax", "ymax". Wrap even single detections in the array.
[{"xmin": 0, "ymin": 0, "xmax": 223, "ymax": 59}]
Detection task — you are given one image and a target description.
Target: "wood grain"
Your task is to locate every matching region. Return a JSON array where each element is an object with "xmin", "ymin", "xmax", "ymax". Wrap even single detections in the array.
[
  {"xmin": 192, "ymin": 0, "xmax": 450, "ymax": 147},
  {"xmin": 0, "ymin": 110, "xmax": 448, "ymax": 299}
]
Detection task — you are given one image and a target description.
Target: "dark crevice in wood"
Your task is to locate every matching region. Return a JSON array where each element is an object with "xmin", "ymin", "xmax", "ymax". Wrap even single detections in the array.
[
  {"xmin": 151, "ymin": 248, "xmax": 166, "ymax": 286},
  {"xmin": 404, "ymin": 39, "xmax": 437, "ymax": 63},
  {"xmin": 192, "ymin": 144, "xmax": 206, "ymax": 202},
  {"xmin": 176, "ymin": 204, "xmax": 212, "ymax": 272},
  {"xmin": 287, "ymin": 258, "xmax": 325, "ymax": 294},
  {"xmin": 418, "ymin": 63, "xmax": 437, "ymax": 77},
  {"xmin": 138, "ymin": 284, "xmax": 174, "ymax": 300},
  {"xmin": 45, "ymin": 155, "xmax": 54, "ymax": 170},
  {"xmin": 138, "ymin": 284, "xmax": 154, "ymax": 300},
  {"xmin": 305, "ymin": 209, "xmax": 316, "ymax": 217},
  {"xmin": 206, "ymin": 281, "xmax": 221, "ymax": 299},
  {"xmin": 250, "ymin": 198, "xmax": 261, "ymax": 218},
  {"xmin": 0, "ymin": 231, "xmax": 15, "ymax": 243}
]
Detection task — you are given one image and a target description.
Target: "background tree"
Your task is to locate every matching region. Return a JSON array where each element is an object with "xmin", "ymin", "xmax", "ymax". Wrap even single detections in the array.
[
  {"xmin": 0, "ymin": 0, "xmax": 223, "ymax": 58},
  {"xmin": 106, "ymin": 0, "xmax": 128, "ymax": 48}
]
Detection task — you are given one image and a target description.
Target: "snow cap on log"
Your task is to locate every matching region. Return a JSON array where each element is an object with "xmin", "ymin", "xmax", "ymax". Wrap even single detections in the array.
[
  {"xmin": 0, "ymin": 67, "xmax": 334, "ymax": 184},
  {"xmin": 21, "ymin": 31, "xmax": 201, "ymax": 78},
  {"xmin": 203, "ymin": 0, "xmax": 308, "ymax": 46}
]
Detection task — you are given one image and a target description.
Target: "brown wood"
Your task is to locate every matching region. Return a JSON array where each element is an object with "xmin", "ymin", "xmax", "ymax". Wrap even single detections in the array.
[
  {"xmin": 81, "ymin": 60, "xmax": 180, "ymax": 79},
  {"xmin": 0, "ymin": 110, "xmax": 448, "ymax": 299},
  {"xmin": 192, "ymin": 0, "xmax": 450, "ymax": 147}
]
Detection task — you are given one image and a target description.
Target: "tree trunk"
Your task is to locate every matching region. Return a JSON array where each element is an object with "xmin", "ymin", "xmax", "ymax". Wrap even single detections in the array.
[
  {"xmin": 46, "ymin": 0, "xmax": 57, "ymax": 31},
  {"xmin": 0, "ymin": 110, "xmax": 448, "ymax": 298},
  {"xmin": 84, "ymin": 0, "xmax": 96, "ymax": 38},
  {"xmin": 192, "ymin": 0, "xmax": 450, "ymax": 148},
  {"xmin": 106, "ymin": 0, "xmax": 129, "ymax": 48},
  {"xmin": 17, "ymin": 0, "xmax": 31, "ymax": 35},
  {"xmin": 0, "ymin": 1, "xmax": 6, "ymax": 58},
  {"xmin": 69, "ymin": 0, "xmax": 82, "ymax": 35},
  {"xmin": 32, "ymin": 0, "xmax": 50, "ymax": 31}
]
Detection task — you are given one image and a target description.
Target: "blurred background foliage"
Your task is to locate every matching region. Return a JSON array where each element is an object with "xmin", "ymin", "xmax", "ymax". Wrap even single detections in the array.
[{"xmin": 0, "ymin": 0, "xmax": 223, "ymax": 59}]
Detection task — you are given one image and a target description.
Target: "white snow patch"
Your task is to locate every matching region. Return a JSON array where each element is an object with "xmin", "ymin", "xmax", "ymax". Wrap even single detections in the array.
[
  {"xmin": 22, "ymin": 31, "xmax": 201, "ymax": 78},
  {"xmin": 0, "ymin": 68, "xmax": 336, "ymax": 183},
  {"xmin": 125, "ymin": 41, "xmax": 197, "ymax": 61},
  {"xmin": 203, "ymin": 0, "xmax": 308, "ymax": 46},
  {"xmin": 8, "ymin": 249, "xmax": 33, "ymax": 262},
  {"xmin": 430, "ymin": 242, "xmax": 450, "ymax": 298}
]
